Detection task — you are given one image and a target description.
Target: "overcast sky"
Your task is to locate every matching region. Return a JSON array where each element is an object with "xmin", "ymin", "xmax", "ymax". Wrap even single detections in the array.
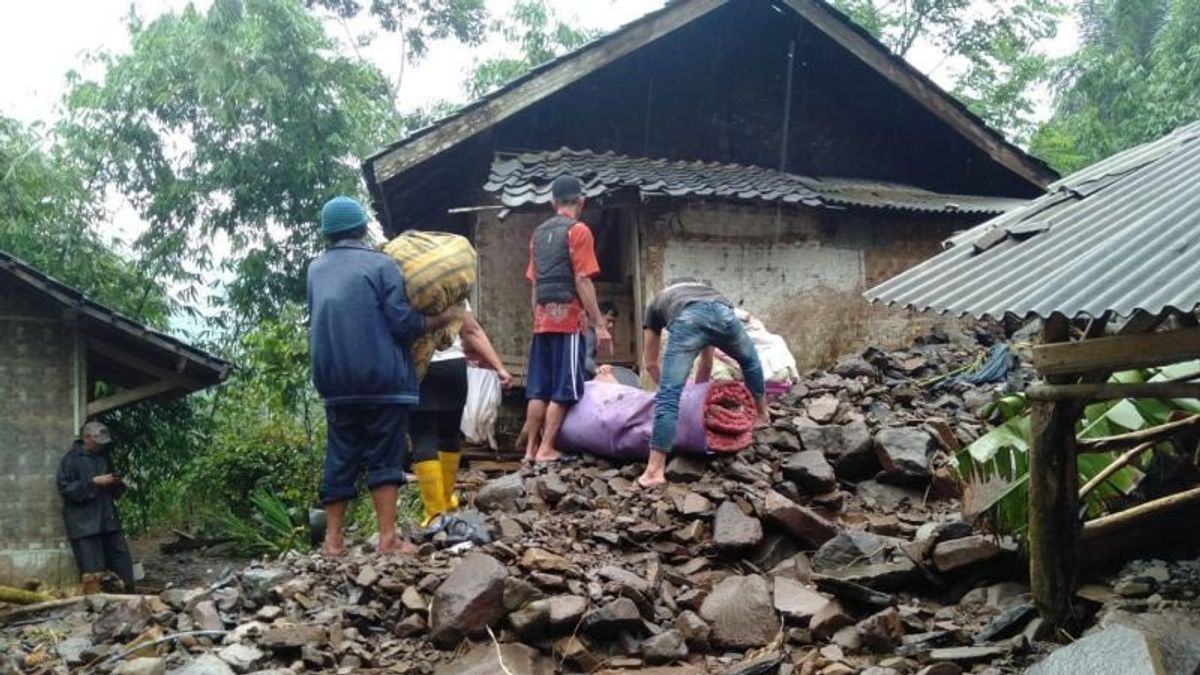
[{"xmin": 0, "ymin": 0, "xmax": 1078, "ymax": 126}]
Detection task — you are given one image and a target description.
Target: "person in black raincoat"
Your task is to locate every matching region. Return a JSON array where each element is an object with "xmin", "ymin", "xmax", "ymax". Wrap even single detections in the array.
[{"xmin": 56, "ymin": 420, "xmax": 135, "ymax": 591}]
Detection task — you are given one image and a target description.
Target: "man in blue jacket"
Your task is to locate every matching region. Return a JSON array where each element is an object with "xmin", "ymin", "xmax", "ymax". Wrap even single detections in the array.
[{"xmin": 308, "ymin": 196, "xmax": 457, "ymax": 556}]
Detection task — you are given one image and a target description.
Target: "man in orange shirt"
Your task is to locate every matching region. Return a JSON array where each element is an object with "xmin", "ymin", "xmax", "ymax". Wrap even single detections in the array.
[{"xmin": 524, "ymin": 175, "xmax": 612, "ymax": 463}]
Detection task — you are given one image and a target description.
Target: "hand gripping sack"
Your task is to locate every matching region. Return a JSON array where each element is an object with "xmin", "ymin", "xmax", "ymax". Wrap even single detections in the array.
[{"xmin": 382, "ymin": 231, "xmax": 476, "ymax": 379}]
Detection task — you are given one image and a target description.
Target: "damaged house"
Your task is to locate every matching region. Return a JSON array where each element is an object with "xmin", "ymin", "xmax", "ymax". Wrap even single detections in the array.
[
  {"xmin": 363, "ymin": 0, "xmax": 1056, "ymax": 373},
  {"xmin": 0, "ymin": 251, "xmax": 230, "ymax": 586}
]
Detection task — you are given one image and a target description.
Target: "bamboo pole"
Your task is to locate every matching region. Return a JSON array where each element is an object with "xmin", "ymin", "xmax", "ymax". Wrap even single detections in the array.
[
  {"xmin": 1078, "ymin": 441, "xmax": 1154, "ymax": 500},
  {"xmin": 1081, "ymin": 486, "xmax": 1200, "ymax": 541},
  {"xmin": 0, "ymin": 586, "xmax": 52, "ymax": 605},
  {"xmin": 1077, "ymin": 414, "xmax": 1200, "ymax": 453}
]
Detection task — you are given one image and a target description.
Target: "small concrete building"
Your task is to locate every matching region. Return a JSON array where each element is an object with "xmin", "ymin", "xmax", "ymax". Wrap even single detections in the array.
[
  {"xmin": 364, "ymin": 0, "xmax": 1057, "ymax": 372},
  {"xmin": 0, "ymin": 250, "xmax": 230, "ymax": 586}
]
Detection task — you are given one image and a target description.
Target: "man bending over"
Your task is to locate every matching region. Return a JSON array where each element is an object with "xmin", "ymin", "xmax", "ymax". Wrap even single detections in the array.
[{"xmin": 638, "ymin": 279, "xmax": 769, "ymax": 487}]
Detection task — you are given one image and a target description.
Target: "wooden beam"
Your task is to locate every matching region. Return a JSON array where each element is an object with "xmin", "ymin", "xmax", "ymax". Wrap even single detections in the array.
[
  {"xmin": 1077, "ymin": 414, "xmax": 1200, "ymax": 453},
  {"xmin": 87, "ymin": 338, "xmax": 201, "ymax": 388},
  {"xmin": 372, "ymin": 0, "xmax": 728, "ymax": 184},
  {"xmin": 1081, "ymin": 486, "xmax": 1200, "ymax": 542},
  {"xmin": 1033, "ymin": 326, "xmax": 1200, "ymax": 376},
  {"xmin": 779, "ymin": 0, "xmax": 1056, "ymax": 188},
  {"xmin": 1027, "ymin": 315, "xmax": 1080, "ymax": 631},
  {"xmin": 1028, "ymin": 382, "xmax": 1200, "ymax": 403},
  {"xmin": 87, "ymin": 379, "xmax": 184, "ymax": 417}
]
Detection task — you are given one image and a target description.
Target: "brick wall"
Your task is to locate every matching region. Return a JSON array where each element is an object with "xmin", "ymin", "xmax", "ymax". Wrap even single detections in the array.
[
  {"xmin": 642, "ymin": 202, "xmax": 976, "ymax": 369},
  {"xmin": 0, "ymin": 276, "xmax": 79, "ymax": 586},
  {"xmin": 475, "ymin": 201, "xmax": 982, "ymax": 375}
]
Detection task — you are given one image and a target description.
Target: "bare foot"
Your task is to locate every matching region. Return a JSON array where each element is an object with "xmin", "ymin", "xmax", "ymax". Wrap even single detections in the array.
[
  {"xmin": 755, "ymin": 414, "xmax": 771, "ymax": 428},
  {"xmin": 378, "ymin": 538, "xmax": 419, "ymax": 556},
  {"xmin": 320, "ymin": 544, "xmax": 347, "ymax": 558},
  {"xmin": 637, "ymin": 471, "xmax": 667, "ymax": 489}
]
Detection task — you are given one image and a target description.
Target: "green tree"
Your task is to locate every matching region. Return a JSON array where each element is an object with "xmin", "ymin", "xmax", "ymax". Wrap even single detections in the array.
[
  {"xmin": 1031, "ymin": 0, "xmax": 1200, "ymax": 173},
  {"xmin": 831, "ymin": 0, "xmax": 1065, "ymax": 141},
  {"xmin": 305, "ymin": 0, "xmax": 486, "ymax": 58},
  {"xmin": 467, "ymin": 0, "xmax": 599, "ymax": 99},
  {"xmin": 60, "ymin": 0, "xmax": 401, "ymax": 324},
  {"xmin": 0, "ymin": 116, "xmax": 170, "ymax": 324}
]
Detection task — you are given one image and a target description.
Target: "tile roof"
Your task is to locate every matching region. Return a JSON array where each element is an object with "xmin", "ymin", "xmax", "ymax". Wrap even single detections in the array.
[
  {"xmin": 483, "ymin": 148, "xmax": 1024, "ymax": 215},
  {"xmin": 865, "ymin": 121, "xmax": 1200, "ymax": 320}
]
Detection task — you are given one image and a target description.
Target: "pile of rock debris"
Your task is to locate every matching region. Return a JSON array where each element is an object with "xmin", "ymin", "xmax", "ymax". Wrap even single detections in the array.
[{"xmin": 5, "ymin": 328, "xmax": 1089, "ymax": 675}]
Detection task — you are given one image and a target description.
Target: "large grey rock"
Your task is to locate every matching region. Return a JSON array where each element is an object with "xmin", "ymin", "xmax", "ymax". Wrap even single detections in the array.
[
  {"xmin": 757, "ymin": 426, "xmax": 801, "ymax": 451},
  {"xmin": 713, "ymin": 501, "xmax": 763, "ymax": 551},
  {"xmin": 581, "ymin": 598, "xmax": 642, "ymax": 638},
  {"xmin": 857, "ymin": 608, "xmax": 904, "ymax": 653},
  {"xmin": 761, "ymin": 490, "xmax": 837, "ymax": 546},
  {"xmin": 56, "ymin": 636, "xmax": 93, "ymax": 666},
  {"xmin": 665, "ymin": 455, "xmax": 707, "ymax": 482},
  {"xmin": 813, "ymin": 530, "xmax": 895, "ymax": 571},
  {"xmin": 642, "ymin": 629, "xmax": 689, "ymax": 665},
  {"xmin": 191, "ymin": 601, "xmax": 224, "ymax": 632},
  {"xmin": 800, "ymin": 421, "xmax": 877, "ymax": 480},
  {"xmin": 782, "ymin": 451, "xmax": 838, "ymax": 493},
  {"xmin": 856, "ymin": 480, "xmax": 923, "ymax": 511},
  {"xmin": 217, "ymin": 644, "xmax": 266, "ymax": 673},
  {"xmin": 476, "ymin": 473, "xmax": 525, "ymax": 512},
  {"xmin": 773, "ymin": 576, "xmax": 833, "ymax": 624},
  {"xmin": 240, "ymin": 567, "xmax": 293, "ymax": 604},
  {"xmin": 674, "ymin": 610, "xmax": 711, "ymax": 650},
  {"xmin": 700, "ymin": 575, "xmax": 780, "ymax": 649},
  {"xmin": 1101, "ymin": 610, "xmax": 1200, "ymax": 675},
  {"xmin": 434, "ymin": 642, "xmax": 553, "ymax": 675},
  {"xmin": 430, "ymin": 553, "xmax": 509, "ymax": 648},
  {"xmin": 167, "ymin": 654, "xmax": 237, "ymax": 675},
  {"xmin": 115, "ymin": 658, "xmax": 166, "ymax": 675},
  {"xmin": 1028, "ymin": 625, "xmax": 1167, "ymax": 675},
  {"xmin": 874, "ymin": 428, "xmax": 934, "ymax": 483},
  {"xmin": 932, "ymin": 535, "xmax": 1002, "ymax": 572}
]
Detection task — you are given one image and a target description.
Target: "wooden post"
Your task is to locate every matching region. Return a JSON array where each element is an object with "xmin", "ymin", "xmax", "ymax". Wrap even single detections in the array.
[{"xmin": 1027, "ymin": 315, "xmax": 1081, "ymax": 631}]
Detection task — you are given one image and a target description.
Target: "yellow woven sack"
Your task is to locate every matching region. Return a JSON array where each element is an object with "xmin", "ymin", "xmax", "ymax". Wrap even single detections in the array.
[{"xmin": 382, "ymin": 231, "xmax": 477, "ymax": 380}]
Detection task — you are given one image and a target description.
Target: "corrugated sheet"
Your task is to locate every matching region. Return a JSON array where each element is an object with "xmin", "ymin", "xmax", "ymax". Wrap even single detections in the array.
[
  {"xmin": 865, "ymin": 121, "xmax": 1200, "ymax": 320},
  {"xmin": 484, "ymin": 148, "xmax": 1023, "ymax": 215},
  {"xmin": 0, "ymin": 250, "xmax": 232, "ymax": 381}
]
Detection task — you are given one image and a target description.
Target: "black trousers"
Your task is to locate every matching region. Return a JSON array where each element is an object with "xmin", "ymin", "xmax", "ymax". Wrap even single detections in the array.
[{"xmin": 70, "ymin": 531, "xmax": 135, "ymax": 592}]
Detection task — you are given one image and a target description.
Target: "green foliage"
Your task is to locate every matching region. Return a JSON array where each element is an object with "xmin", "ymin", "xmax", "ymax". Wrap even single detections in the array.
[
  {"xmin": 467, "ymin": 0, "xmax": 599, "ymax": 99},
  {"xmin": 1031, "ymin": 0, "xmax": 1200, "ymax": 172},
  {"xmin": 305, "ymin": 0, "xmax": 486, "ymax": 58},
  {"xmin": 184, "ymin": 305, "xmax": 324, "ymax": 519},
  {"xmin": 830, "ymin": 0, "xmax": 1066, "ymax": 141},
  {"xmin": 0, "ymin": 116, "xmax": 170, "ymax": 325},
  {"xmin": 216, "ymin": 490, "xmax": 311, "ymax": 556},
  {"xmin": 957, "ymin": 362, "xmax": 1200, "ymax": 537},
  {"xmin": 60, "ymin": 0, "xmax": 401, "ymax": 323}
]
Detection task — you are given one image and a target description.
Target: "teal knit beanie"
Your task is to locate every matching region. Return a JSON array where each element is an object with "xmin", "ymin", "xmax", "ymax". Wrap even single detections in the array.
[{"xmin": 320, "ymin": 196, "xmax": 368, "ymax": 236}]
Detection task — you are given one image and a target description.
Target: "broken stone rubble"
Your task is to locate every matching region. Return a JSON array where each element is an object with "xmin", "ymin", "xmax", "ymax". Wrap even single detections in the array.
[{"xmin": 8, "ymin": 329, "xmax": 1151, "ymax": 675}]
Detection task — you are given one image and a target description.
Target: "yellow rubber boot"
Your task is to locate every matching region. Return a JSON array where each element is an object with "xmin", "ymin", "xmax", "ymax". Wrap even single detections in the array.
[
  {"xmin": 438, "ymin": 451, "xmax": 462, "ymax": 511},
  {"xmin": 413, "ymin": 460, "xmax": 446, "ymax": 528}
]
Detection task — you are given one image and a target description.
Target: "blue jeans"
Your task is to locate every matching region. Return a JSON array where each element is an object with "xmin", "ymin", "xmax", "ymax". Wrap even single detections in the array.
[{"xmin": 651, "ymin": 301, "xmax": 765, "ymax": 451}]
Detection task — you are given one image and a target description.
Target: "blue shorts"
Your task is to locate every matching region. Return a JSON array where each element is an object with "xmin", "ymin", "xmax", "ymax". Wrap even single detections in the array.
[
  {"xmin": 526, "ymin": 332, "xmax": 586, "ymax": 403},
  {"xmin": 320, "ymin": 404, "xmax": 408, "ymax": 504}
]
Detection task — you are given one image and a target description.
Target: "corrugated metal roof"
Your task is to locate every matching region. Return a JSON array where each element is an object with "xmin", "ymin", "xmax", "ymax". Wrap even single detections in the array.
[
  {"xmin": 0, "ymin": 249, "xmax": 232, "ymax": 383},
  {"xmin": 865, "ymin": 121, "xmax": 1200, "ymax": 320},
  {"xmin": 484, "ymin": 148, "xmax": 1024, "ymax": 215}
]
